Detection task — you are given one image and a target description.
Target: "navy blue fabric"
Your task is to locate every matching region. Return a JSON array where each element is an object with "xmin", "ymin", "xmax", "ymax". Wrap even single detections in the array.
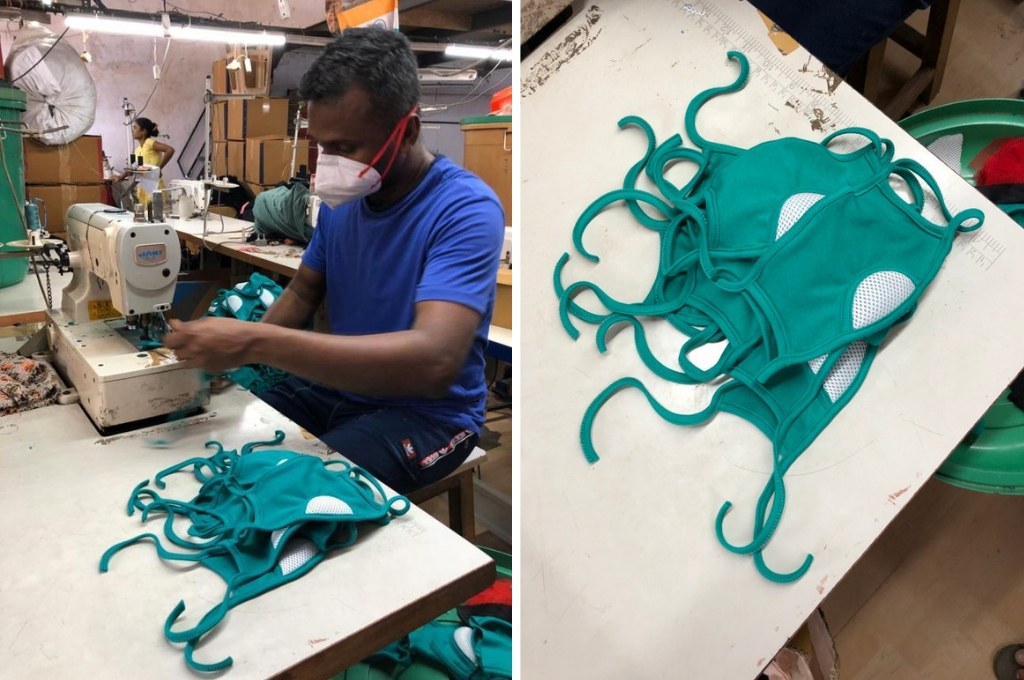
[
  {"xmin": 303, "ymin": 156, "xmax": 505, "ymax": 433},
  {"xmin": 257, "ymin": 375, "xmax": 478, "ymax": 494},
  {"xmin": 749, "ymin": 0, "xmax": 932, "ymax": 74}
]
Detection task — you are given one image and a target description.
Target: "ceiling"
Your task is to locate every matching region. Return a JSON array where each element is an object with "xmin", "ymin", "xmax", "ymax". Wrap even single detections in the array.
[{"xmin": 312, "ymin": 0, "xmax": 513, "ymax": 69}]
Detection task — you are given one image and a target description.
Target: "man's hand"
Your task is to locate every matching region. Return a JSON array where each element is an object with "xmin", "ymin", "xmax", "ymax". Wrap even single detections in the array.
[{"xmin": 164, "ymin": 318, "xmax": 258, "ymax": 373}]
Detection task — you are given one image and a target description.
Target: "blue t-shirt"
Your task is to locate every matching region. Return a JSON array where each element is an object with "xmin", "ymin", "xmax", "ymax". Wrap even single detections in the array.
[{"xmin": 302, "ymin": 156, "xmax": 505, "ymax": 432}]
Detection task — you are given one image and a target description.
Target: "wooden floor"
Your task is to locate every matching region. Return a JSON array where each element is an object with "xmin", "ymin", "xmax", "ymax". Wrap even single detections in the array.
[{"xmin": 825, "ymin": 1, "xmax": 1024, "ymax": 677}]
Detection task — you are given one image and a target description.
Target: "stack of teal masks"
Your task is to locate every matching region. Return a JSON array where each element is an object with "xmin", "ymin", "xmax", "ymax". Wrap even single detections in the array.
[
  {"xmin": 206, "ymin": 272, "xmax": 289, "ymax": 393},
  {"xmin": 100, "ymin": 431, "xmax": 410, "ymax": 672},
  {"xmin": 555, "ymin": 50, "xmax": 984, "ymax": 583}
]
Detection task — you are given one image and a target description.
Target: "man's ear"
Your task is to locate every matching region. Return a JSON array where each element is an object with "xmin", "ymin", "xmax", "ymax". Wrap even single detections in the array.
[{"xmin": 402, "ymin": 114, "xmax": 421, "ymax": 148}]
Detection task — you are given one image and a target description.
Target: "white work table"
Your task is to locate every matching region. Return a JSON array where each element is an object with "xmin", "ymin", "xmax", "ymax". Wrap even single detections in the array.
[
  {"xmin": 522, "ymin": 1, "xmax": 1024, "ymax": 678},
  {"xmin": 170, "ymin": 213, "xmax": 305, "ymax": 278},
  {"xmin": 0, "ymin": 389, "xmax": 494, "ymax": 679}
]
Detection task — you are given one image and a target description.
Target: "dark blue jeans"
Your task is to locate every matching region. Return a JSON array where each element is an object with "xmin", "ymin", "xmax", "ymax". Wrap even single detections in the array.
[{"xmin": 257, "ymin": 376, "xmax": 478, "ymax": 494}]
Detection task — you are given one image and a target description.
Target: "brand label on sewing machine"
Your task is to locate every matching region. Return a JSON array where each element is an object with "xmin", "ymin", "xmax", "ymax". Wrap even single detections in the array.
[
  {"xmin": 88, "ymin": 300, "xmax": 119, "ymax": 321},
  {"xmin": 135, "ymin": 243, "xmax": 167, "ymax": 266}
]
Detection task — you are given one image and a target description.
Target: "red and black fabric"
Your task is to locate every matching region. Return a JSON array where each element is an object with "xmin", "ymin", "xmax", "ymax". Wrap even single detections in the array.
[
  {"xmin": 457, "ymin": 578, "xmax": 512, "ymax": 625},
  {"xmin": 976, "ymin": 138, "xmax": 1024, "ymax": 187}
]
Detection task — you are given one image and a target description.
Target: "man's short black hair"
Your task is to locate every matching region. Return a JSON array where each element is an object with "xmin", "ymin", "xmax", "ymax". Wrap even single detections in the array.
[{"xmin": 299, "ymin": 28, "xmax": 420, "ymax": 129}]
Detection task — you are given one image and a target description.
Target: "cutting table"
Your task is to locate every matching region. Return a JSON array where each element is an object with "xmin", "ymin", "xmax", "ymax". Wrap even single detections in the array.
[
  {"xmin": 0, "ymin": 389, "xmax": 494, "ymax": 679},
  {"xmin": 521, "ymin": 1, "xmax": 1024, "ymax": 677}
]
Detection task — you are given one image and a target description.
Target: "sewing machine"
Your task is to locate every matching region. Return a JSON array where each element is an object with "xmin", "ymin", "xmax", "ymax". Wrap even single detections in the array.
[
  {"xmin": 165, "ymin": 179, "xmax": 209, "ymax": 218},
  {"xmin": 46, "ymin": 203, "xmax": 208, "ymax": 430}
]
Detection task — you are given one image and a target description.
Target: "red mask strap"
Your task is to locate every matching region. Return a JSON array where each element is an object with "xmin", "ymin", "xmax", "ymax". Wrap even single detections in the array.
[{"xmin": 359, "ymin": 106, "xmax": 417, "ymax": 181}]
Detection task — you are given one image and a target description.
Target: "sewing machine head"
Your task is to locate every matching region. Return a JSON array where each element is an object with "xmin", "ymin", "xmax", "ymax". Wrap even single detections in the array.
[
  {"xmin": 45, "ymin": 203, "xmax": 206, "ymax": 431},
  {"xmin": 167, "ymin": 179, "xmax": 208, "ymax": 217},
  {"xmin": 60, "ymin": 203, "xmax": 180, "ymax": 326}
]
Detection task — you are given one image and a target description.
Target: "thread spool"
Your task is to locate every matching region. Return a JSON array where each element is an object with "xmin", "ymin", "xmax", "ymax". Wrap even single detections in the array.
[{"xmin": 24, "ymin": 201, "xmax": 40, "ymax": 231}]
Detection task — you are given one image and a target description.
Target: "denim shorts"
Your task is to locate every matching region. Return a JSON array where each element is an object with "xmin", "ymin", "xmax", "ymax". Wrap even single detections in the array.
[{"xmin": 257, "ymin": 376, "xmax": 478, "ymax": 494}]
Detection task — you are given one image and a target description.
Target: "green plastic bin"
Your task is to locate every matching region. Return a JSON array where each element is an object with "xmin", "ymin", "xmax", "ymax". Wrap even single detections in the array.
[
  {"xmin": 900, "ymin": 99, "xmax": 1024, "ymax": 493},
  {"xmin": 0, "ymin": 86, "xmax": 27, "ymax": 288}
]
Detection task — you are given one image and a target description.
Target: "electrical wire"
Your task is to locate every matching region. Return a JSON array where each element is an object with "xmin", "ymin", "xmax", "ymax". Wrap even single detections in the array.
[
  {"xmin": 10, "ymin": 26, "xmax": 70, "ymax": 85},
  {"xmin": 420, "ymin": 67, "xmax": 511, "ymax": 114},
  {"xmin": 419, "ymin": 37, "xmax": 513, "ymax": 78},
  {"xmin": 132, "ymin": 36, "xmax": 174, "ymax": 121}
]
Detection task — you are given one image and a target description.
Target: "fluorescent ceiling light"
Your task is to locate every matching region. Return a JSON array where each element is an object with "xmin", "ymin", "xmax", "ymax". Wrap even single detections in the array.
[
  {"xmin": 170, "ymin": 25, "xmax": 285, "ymax": 46},
  {"xmin": 65, "ymin": 15, "xmax": 164, "ymax": 37},
  {"xmin": 64, "ymin": 14, "xmax": 285, "ymax": 46},
  {"xmin": 444, "ymin": 44, "xmax": 512, "ymax": 62}
]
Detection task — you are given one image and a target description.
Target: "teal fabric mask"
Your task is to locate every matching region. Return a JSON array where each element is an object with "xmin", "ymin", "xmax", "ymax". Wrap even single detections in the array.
[
  {"xmin": 100, "ymin": 431, "xmax": 410, "ymax": 671},
  {"xmin": 205, "ymin": 272, "xmax": 290, "ymax": 392},
  {"xmin": 555, "ymin": 49, "xmax": 984, "ymax": 582}
]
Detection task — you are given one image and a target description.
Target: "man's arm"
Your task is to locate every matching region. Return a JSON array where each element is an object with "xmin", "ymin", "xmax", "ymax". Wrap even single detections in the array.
[
  {"xmin": 166, "ymin": 299, "xmax": 480, "ymax": 399},
  {"xmin": 261, "ymin": 263, "xmax": 327, "ymax": 329}
]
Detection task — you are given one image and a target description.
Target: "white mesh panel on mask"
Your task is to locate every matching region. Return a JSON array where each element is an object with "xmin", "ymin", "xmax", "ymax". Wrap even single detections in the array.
[
  {"xmin": 776, "ymin": 193, "xmax": 825, "ymax": 240},
  {"xmin": 808, "ymin": 353, "xmax": 828, "ymax": 374},
  {"xmin": 279, "ymin": 538, "xmax": 317, "ymax": 576},
  {"xmin": 823, "ymin": 341, "xmax": 867, "ymax": 402},
  {"xmin": 453, "ymin": 627, "xmax": 479, "ymax": 665},
  {"xmin": 926, "ymin": 133, "xmax": 963, "ymax": 173},
  {"xmin": 852, "ymin": 271, "xmax": 915, "ymax": 329},
  {"xmin": 305, "ymin": 495, "xmax": 353, "ymax": 515}
]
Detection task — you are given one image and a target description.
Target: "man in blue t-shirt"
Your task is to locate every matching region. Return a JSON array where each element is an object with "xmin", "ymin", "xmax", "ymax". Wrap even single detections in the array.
[{"xmin": 166, "ymin": 28, "xmax": 505, "ymax": 494}]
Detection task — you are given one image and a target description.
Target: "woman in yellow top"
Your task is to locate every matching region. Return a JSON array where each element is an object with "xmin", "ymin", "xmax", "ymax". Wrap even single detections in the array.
[{"xmin": 115, "ymin": 117, "xmax": 175, "ymax": 207}]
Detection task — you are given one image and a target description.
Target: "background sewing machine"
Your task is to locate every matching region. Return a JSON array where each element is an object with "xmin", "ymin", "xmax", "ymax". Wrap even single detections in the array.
[{"xmin": 46, "ymin": 203, "xmax": 207, "ymax": 430}]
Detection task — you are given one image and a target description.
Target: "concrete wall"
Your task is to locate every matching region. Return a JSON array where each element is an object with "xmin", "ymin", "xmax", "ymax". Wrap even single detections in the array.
[
  {"xmin": 0, "ymin": 1, "xmax": 322, "ymax": 180},
  {"xmin": 0, "ymin": 2, "xmax": 509, "ymax": 178}
]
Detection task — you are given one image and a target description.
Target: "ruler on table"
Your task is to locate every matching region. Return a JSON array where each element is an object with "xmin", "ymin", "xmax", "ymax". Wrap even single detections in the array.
[{"xmin": 676, "ymin": 0, "xmax": 857, "ymax": 132}]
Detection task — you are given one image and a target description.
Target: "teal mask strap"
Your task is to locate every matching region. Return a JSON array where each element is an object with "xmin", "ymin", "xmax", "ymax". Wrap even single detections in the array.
[
  {"xmin": 684, "ymin": 50, "xmax": 749, "ymax": 155},
  {"xmin": 572, "ymin": 188, "xmax": 678, "ymax": 262},
  {"xmin": 618, "ymin": 115, "xmax": 667, "ymax": 229},
  {"xmin": 890, "ymin": 158, "xmax": 984, "ymax": 233},
  {"xmin": 580, "ymin": 376, "xmax": 741, "ymax": 463},
  {"xmin": 99, "ymin": 532, "xmax": 210, "ymax": 573},
  {"xmin": 595, "ymin": 315, "xmax": 703, "ymax": 385},
  {"xmin": 240, "ymin": 430, "xmax": 286, "ymax": 454},
  {"xmin": 648, "ymin": 142, "xmax": 709, "ymax": 205},
  {"xmin": 676, "ymin": 328, "xmax": 756, "ymax": 383}
]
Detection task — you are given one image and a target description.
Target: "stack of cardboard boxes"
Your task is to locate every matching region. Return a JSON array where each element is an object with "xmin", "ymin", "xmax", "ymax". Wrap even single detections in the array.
[
  {"xmin": 24, "ymin": 135, "xmax": 107, "ymax": 238},
  {"xmin": 209, "ymin": 59, "xmax": 309, "ymax": 198}
]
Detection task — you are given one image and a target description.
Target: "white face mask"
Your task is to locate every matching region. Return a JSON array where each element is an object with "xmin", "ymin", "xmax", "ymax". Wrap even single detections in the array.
[
  {"xmin": 314, "ymin": 153, "xmax": 382, "ymax": 209},
  {"xmin": 313, "ymin": 108, "xmax": 416, "ymax": 209}
]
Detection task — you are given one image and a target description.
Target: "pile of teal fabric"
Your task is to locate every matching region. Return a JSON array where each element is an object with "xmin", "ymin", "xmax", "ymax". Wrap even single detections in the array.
[
  {"xmin": 253, "ymin": 181, "xmax": 314, "ymax": 244},
  {"xmin": 205, "ymin": 272, "xmax": 290, "ymax": 393},
  {"xmin": 339, "ymin": 559, "xmax": 513, "ymax": 680},
  {"xmin": 555, "ymin": 50, "xmax": 985, "ymax": 582},
  {"xmin": 100, "ymin": 430, "xmax": 410, "ymax": 672}
]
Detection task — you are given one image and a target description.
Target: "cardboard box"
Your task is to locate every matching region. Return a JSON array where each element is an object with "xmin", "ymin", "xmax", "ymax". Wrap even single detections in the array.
[
  {"xmin": 226, "ymin": 47, "xmax": 271, "ymax": 96},
  {"xmin": 211, "ymin": 59, "xmax": 229, "ymax": 95},
  {"xmin": 211, "ymin": 102, "xmax": 228, "ymax": 141},
  {"xmin": 493, "ymin": 268, "xmax": 511, "ymax": 329},
  {"xmin": 245, "ymin": 136, "xmax": 309, "ymax": 185},
  {"xmin": 242, "ymin": 180, "xmax": 277, "ymax": 198},
  {"xmin": 210, "ymin": 141, "xmax": 228, "ymax": 177},
  {"xmin": 299, "ymin": 127, "xmax": 319, "ymax": 174},
  {"xmin": 227, "ymin": 141, "xmax": 245, "ymax": 178},
  {"xmin": 24, "ymin": 135, "xmax": 103, "ymax": 185},
  {"xmin": 212, "ymin": 140, "xmax": 245, "ymax": 179},
  {"xmin": 26, "ymin": 184, "xmax": 109, "ymax": 233},
  {"xmin": 227, "ymin": 97, "xmax": 288, "ymax": 141}
]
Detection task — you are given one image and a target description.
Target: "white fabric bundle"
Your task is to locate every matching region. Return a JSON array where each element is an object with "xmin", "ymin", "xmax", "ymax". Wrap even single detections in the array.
[{"xmin": 5, "ymin": 25, "xmax": 97, "ymax": 145}]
